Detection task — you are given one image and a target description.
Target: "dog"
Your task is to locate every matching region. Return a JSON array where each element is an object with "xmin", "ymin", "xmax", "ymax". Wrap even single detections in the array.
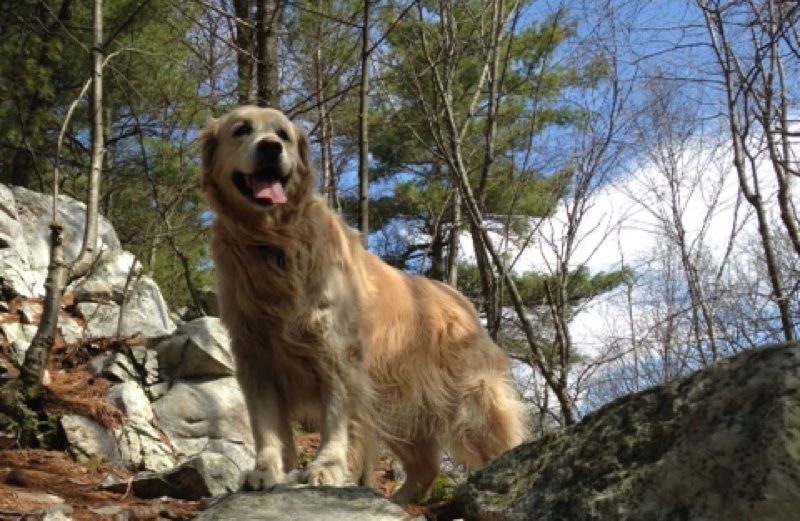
[{"xmin": 199, "ymin": 106, "xmax": 527, "ymax": 503}]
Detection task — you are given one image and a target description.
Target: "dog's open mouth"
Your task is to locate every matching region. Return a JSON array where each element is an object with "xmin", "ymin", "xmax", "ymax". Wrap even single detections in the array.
[{"xmin": 233, "ymin": 171, "xmax": 288, "ymax": 206}]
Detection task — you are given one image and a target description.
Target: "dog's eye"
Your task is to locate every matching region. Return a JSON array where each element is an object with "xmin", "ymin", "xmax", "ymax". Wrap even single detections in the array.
[
  {"xmin": 277, "ymin": 128, "xmax": 291, "ymax": 141},
  {"xmin": 233, "ymin": 122, "xmax": 252, "ymax": 138}
]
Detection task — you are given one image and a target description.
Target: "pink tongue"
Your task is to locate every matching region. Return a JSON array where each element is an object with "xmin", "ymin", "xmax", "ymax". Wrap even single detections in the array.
[{"xmin": 251, "ymin": 179, "xmax": 287, "ymax": 204}]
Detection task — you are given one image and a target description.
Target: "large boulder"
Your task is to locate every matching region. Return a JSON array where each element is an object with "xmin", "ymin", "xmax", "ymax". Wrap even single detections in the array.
[
  {"xmin": 152, "ymin": 377, "xmax": 254, "ymax": 476},
  {"xmin": 450, "ymin": 343, "xmax": 800, "ymax": 521},
  {"xmin": 12, "ymin": 185, "xmax": 120, "ymax": 272},
  {"xmin": 195, "ymin": 487, "xmax": 423, "ymax": 521},
  {"xmin": 155, "ymin": 317, "xmax": 234, "ymax": 379},
  {"xmin": 68, "ymin": 249, "xmax": 142, "ymax": 303},
  {"xmin": 75, "ymin": 275, "xmax": 175, "ymax": 339}
]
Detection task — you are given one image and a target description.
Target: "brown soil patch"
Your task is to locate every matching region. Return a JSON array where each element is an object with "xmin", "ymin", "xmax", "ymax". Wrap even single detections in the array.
[{"xmin": 0, "ymin": 449, "xmax": 199, "ymax": 520}]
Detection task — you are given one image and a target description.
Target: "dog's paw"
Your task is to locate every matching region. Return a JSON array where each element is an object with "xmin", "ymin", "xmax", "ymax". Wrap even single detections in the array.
[
  {"xmin": 305, "ymin": 458, "xmax": 349, "ymax": 487},
  {"xmin": 243, "ymin": 468, "xmax": 286, "ymax": 491}
]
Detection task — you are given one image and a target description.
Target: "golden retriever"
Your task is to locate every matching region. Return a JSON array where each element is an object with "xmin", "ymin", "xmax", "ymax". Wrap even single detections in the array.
[{"xmin": 199, "ymin": 106, "xmax": 527, "ymax": 503}]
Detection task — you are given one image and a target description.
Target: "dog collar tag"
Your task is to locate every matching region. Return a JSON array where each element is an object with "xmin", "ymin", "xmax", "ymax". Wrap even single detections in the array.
[
  {"xmin": 253, "ymin": 245, "xmax": 287, "ymax": 270},
  {"xmin": 275, "ymin": 251, "xmax": 286, "ymax": 270}
]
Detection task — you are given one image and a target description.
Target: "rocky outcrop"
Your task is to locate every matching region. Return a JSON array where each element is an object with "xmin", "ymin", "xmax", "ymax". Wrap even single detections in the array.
[
  {"xmin": 0, "ymin": 183, "xmax": 251, "ymax": 503},
  {"xmin": 196, "ymin": 487, "xmax": 423, "ymax": 521},
  {"xmin": 449, "ymin": 342, "xmax": 800, "ymax": 521},
  {"xmin": 0, "ymin": 185, "xmax": 175, "ymax": 341}
]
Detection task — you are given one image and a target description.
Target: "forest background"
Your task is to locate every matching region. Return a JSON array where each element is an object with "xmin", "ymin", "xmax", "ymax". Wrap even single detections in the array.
[{"xmin": 1, "ymin": 0, "xmax": 797, "ymax": 430}]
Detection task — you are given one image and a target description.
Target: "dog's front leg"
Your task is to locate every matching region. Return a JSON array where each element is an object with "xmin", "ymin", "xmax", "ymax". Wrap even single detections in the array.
[
  {"xmin": 306, "ymin": 371, "xmax": 351, "ymax": 486},
  {"xmin": 239, "ymin": 373, "xmax": 296, "ymax": 490}
]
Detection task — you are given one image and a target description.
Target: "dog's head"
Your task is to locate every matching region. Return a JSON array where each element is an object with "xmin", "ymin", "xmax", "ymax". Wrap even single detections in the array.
[{"xmin": 199, "ymin": 106, "xmax": 312, "ymax": 221}]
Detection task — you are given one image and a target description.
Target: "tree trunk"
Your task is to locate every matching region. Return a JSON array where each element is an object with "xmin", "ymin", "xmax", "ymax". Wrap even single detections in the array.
[
  {"xmin": 447, "ymin": 189, "xmax": 460, "ymax": 287},
  {"xmin": 313, "ymin": 6, "xmax": 337, "ymax": 209},
  {"xmin": 255, "ymin": 0, "xmax": 281, "ymax": 108},
  {"xmin": 357, "ymin": 0, "xmax": 371, "ymax": 244},
  {"xmin": 20, "ymin": 0, "xmax": 106, "ymax": 399},
  {"xmin": 233, "ymin": 0, "xmax": 255, "ymax": 104}
]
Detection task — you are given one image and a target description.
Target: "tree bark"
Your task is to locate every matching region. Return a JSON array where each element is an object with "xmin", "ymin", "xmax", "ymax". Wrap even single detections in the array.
[
  {"xmin": 20, "ymin": 0, "xmax": 106, "ymax": 399},
  {"xmin": 255, "ymin": 0, "xmax": 282, "ymax": 108},
  {"xmin": 357, "ymin": 0, "xmax": 371, "ymax": 244},
  {"xmin": 447, "ymin": 189, "xmax": 460, "ymax": 287},
  {"xmin": 233, "ymin": 0, "xmax": 255, "ymax": 104}
]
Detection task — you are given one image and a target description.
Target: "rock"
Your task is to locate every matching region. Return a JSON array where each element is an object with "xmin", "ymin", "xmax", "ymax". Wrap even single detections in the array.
[
  {"xmin": 107, "ymin": 381, "xmax": 176, "ymax": 472},
  {"xmin": 146, "ymin": 382, "xmax": 169, "ymax": 401},
  {"xmin": 61, "ymin": 415, "xmax": 120, "ymax": 464},
  {"xmin": 42, "ymin": 505, "xmax": 73, "ymax": 521},
  {"xmin": 153, "ymin": 377, "xmax": 254, "ymax": 474},
  {"xmin": 0, "ymin": 254, "xmax": 42, "ymax": 299},
  {"xmin": 88, "ymin": 345, "xmax": 159, "ymax": 385},
  {"xmin": 58, "ymin": 315, "xmax": 85, "ymax": 344},
  {"xmin": 100, "ymin": 454, "xmax": 238, "ymax": 500},
  {"xmin": 179, "ymin": 452, "xmax": 242, "ymax": 496},
  {"xmin": 68, "ymin": 249, "xmax": 142, "ymax": 304},
  {"xmin": 108, "ymin": 381, "xmax": 154, "ymax": 424},
  {"xmin": 195, "ymin": 487, "xmax": 423, "ymax": 521},
  {"xmin": 12, "ymin": 185, "xmax": 120, "ymax": 272},
  {"xmin": 113, "ymin": 421, "xmax": 176, "ymax": 473},
  {"xmin": 0, "ymin": 186, "xmax": 42, "ymax": 298},
  {"xmin": 76, "ymin": 276, "xmax": 175, "ymax": 339},
  {"xmin": 450, "ymin": 343, "xmax": 800, "ymax": 521},
  {"xmin": 1, "ymin": 322, "xmax": 39, "ymax": 365},
  {"xmin": 155, "ymin": 317, "xmax": 234, "ymax": 379},
  {"xmin": 17, "ymin": 300, "xmax": 42, "ymax": 324}
]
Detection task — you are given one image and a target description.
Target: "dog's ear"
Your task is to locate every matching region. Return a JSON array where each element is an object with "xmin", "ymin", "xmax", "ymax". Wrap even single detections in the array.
[
  {"xmin": 295, "ymin": 124, "xmax": 311, "ymax": 173},
  {"xmin": 198, "ymin": 117, "xmax": 219, "ymax": 190}
]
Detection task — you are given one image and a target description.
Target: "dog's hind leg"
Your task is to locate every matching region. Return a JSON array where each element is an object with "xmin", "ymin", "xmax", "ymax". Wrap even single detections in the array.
[{"xmin": 389, "ymin": 437, "xmax": 440, "ymax": 504}]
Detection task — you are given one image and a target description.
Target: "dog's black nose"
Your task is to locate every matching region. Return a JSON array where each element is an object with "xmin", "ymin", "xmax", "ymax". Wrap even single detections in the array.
[{"xmin": 256, "ymin": 139, "xmax": 283, "ymax": 163}]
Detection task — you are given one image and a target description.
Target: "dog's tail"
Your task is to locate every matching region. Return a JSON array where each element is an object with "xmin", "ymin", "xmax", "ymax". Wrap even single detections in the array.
[{"xmin": 447, "ymin": 353, "xmax": 528, "ymax": 468}]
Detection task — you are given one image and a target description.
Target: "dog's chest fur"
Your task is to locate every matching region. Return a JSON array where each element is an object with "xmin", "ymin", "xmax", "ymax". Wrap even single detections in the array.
[{"xmin": 211, "ymin": 204, "xmax": 363, "ymax": 378}]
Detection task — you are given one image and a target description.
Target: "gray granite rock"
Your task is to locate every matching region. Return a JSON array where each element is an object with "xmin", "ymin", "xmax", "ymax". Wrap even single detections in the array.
[
  {"xmin": 196, "ymin": 487, "xmax": 423, "ymax": 521},
  {"xmin": 89, "ymin": 345, "xmax": 160, "ymax": 384},
  {"xmin": 153, "ymin": 377, "xmax": 254, "ymax": 475},
  {"xmin": 61, "ymin": 415, "xmax": 120, "ymax": 464},
  {"xmin": 179, "ymin": 451, "xmax": 243, "ymax": 496},
  {"xmin": 100, "ymin": 452, "xmax": 241, "ymax": 500},
  {"xmin": 155, "ymin": 317, "xmax": 234, "ymax": 379},
  {"xmin": 0, "ymin": 254, "xmax": 43, "ymax": 299},
  {"xmin": 58, "ymin": 315, "xmax": 85, "ymax": 344},
  {"xmin": 0, "ymin": 185, "xmax": 42, "ymax": 298},
  {"xmin": 68, "ymin": 249, "xmax": 142, "ymax": 304},
  {"xmin": 107, "ymin": 381, "xmax": 176, "ymax": 472},
  {"xmin": 12, "ymin": 185, "xmax": 120, "ymax": 272},
  {"xmin": 450, "ymin": 343, "xmax": 800, "ymax": 521},
  {"xmin": 76, "ymin": 275, "xmax": 175, "ymax": 339},
  {"xmin": 1, "ymin": 322, "xmax": 39, "ymax": 365}
]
